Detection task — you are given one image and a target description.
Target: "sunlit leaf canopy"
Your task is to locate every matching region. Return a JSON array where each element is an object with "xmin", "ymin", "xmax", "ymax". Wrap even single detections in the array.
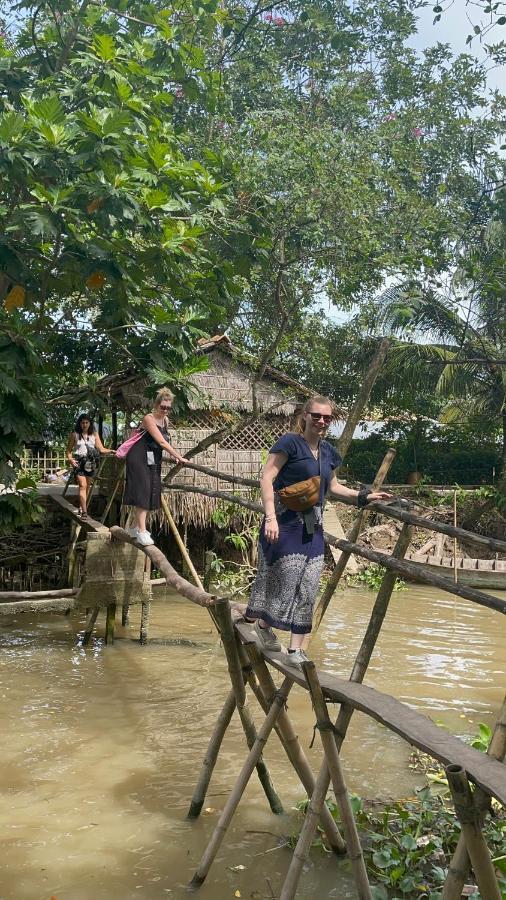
[{"xmin": 0, "ymin": 0, "xmax": 505, "ymax": 520}]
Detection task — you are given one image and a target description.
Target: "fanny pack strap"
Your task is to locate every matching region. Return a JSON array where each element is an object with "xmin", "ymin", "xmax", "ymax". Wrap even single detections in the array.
[{"xmin": 304, "ymin": 446, "xmax": 323, "ymax": 536}]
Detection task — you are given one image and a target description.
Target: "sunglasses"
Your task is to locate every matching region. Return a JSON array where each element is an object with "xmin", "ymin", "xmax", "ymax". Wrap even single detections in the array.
[
  {"xmin": 159, "ymin": 404, "xmax": 172, "ymax": 410},
  {"xmin": 309, "ymin": 412, "xmax": 333, "ymax": 424}
]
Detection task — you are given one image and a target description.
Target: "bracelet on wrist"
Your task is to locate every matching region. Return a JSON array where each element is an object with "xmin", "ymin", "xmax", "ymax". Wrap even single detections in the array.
[{"xmin": 264, "ymin": 513, "xmax": 276, "ymax": 521}]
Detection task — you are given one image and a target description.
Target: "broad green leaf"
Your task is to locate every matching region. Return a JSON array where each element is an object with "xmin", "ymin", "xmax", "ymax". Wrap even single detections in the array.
[
  {"xmin": 92, "ymin": 34, "xmax": 117, "ymax": 62},
  {"xmin": 0, "ymin": 111, "xmax": 24, "ymax": 143}
]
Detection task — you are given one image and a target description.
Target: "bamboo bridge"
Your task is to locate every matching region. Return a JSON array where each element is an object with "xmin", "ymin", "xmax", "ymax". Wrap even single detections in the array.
[{"xmin": 1, "ymin": 452, "xmax": 505, "ymax": 900}]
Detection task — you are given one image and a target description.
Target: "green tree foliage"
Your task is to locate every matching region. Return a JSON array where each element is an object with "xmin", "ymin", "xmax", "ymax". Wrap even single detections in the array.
[
  {"xmin": 0, "ymin": 0, "xmax": 239, "ymax": 518},
  {"xmin": 218, "ymin": 1, "xmax": 505, "ymax": 370}
]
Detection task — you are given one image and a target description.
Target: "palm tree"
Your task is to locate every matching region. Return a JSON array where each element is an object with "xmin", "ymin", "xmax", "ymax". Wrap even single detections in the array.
[{"xmin": 377, "ymin": 207, "xmax": 505, "ymax": 528}]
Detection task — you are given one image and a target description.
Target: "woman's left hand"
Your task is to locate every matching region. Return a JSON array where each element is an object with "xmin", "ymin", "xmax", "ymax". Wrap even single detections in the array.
[
  {"xmin": 366, "ymin": 491, "xmax": 393, "ymax": 502},
  {"xmin": 173, "ymin": 455, "xmax": 189, "ymax": 465}
]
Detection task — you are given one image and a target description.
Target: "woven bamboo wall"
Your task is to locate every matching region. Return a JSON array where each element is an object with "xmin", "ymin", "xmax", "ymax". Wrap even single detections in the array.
[{"xmin": 163, "ymin": 415, "xmax": 288, "ymax": 526}]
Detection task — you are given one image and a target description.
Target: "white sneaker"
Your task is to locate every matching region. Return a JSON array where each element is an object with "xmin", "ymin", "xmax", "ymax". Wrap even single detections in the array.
[
  {"xmin": 136, "ymin": 530, "xmax": 154, "ymax": 547},
  {"xmin": 285, "ymin": 649, "xmax": 311, "ymax": 669},
  {"xmin": 127, "ymin": 527, "xmax": 139, "ymax": 538},
  {"xmin": 254, "ymin": 621, "xmax": 281, "ymax": 652}
]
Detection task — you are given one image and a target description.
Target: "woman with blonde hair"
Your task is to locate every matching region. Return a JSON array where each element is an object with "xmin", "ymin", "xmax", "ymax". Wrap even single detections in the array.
[
  {"xmin": 123, "ymin": 388, "xmax": 188, "ymax": 546},
  {"xmin": 245, "ymin": 395, "xmax": 391, "ymax": 667}
]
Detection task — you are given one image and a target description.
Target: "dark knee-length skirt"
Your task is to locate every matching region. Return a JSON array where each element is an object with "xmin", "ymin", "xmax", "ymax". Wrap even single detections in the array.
[
  {"xmin": 123, "ymin": 431, "xmax": 165, "ymax": 510},
  {"xmin": 245, "ymin": 514, "xmax": 325, "ymax": 635}
]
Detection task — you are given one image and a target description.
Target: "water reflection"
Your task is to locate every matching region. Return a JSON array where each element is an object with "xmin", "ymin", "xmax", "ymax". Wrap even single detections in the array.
[{"xmin": 0, "ymin": 585, "xmax": 503, "ymax": 899}]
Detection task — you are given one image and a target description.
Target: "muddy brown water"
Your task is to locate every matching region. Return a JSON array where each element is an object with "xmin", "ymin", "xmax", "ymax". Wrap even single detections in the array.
[{"xmin": 0, "ymin": 585, "xmax": 504, "ymax": 900}]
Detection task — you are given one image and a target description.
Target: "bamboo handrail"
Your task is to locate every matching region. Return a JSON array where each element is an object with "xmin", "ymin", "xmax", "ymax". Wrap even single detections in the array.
[
  {"xmin": 166, "ymin": 477, "xmax": 506, "ymax": 554},
  {"xmin": 165, "ymin": 485, "xmax": 506, "ymax": 614},
  {"xmin": 330, "ymin": 538, "xmax": 506, "ymax": 615},
  {"xmin": 0, "ymin": 588, "xmax": 78, "ymax": 601},
  {"xmin": 110, "ymin": 527, "xmax": 216, "ymax": 608}
]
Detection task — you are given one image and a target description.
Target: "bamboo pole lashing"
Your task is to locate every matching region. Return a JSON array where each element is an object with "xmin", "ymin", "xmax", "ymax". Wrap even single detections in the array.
[
  {"xmin": 301, "ymin": 662, "xmax": 372, "ymax": 900},
  {"xmin": 445, "ymin": 765, "xmax": 501, "ymax": 900},
  {"xmin": 190, "ymin": 677, "xmax": 292, "ymax": 888}
]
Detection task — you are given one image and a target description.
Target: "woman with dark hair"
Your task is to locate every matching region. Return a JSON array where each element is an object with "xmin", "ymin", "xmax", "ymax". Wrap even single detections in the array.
[
  {"xmin": 245, "ymin": 395, "xmax": 392, "ymax": 668},
  {"xmin": 66, "ymin": 414, "xmax": 114, "ymax": 518}
]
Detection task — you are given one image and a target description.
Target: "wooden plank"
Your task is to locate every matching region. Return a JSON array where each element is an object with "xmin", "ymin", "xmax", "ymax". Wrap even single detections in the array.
[
  {"xmin": 48, "ymin": 492, "xmax": 109, "ymax": 533},
  {"xmin": 234, "ymin": 621, "xmax": 506, "ymax": 806}
]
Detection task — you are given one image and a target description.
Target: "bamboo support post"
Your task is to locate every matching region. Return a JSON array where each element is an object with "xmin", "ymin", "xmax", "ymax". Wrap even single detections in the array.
[
  {"xmin": 445, "ymin": 765, "xmax": 501, "ymax": 900},
  {"xmin": 86, "ymin": 456, "xmax": 107, "ymax": 515},
  {"xmin": 160, "ymin": 495, "xmax": 202, "ymax": 587},
  {"xmin": 105, "ymin": 602, "xmax": 116, "ymax": 645},
  {"xmin": 453, "ymin": 489, "xmax": 458, "ymax": 584},
  {"xmin": 81, "ymin": 606, "xmax": 100, "ymax": 646},
  {"xmin": 139, "ymin": 601, "xmax": 150, "ymax": 645},
  {"xmin": 190, "ymin": 677, "xmax": 292, "ymax": 888},
  {"xmin": 279, "ymin": 745, "xmax": 336, "ymax": 900},
  {"xmin": 213, "ymin": 598, "xmax": 283, "ymax": 815},
  {"xmin": 285, "ymin": 525, "xmax": 415, "ymax": 878},
  {"xmin": 301, "ymin": 662, "xmax": 372, "ymax": 900},
  {"xmin": 203, "ymin": 550, "xmax": 214, "ymax": 592},
  {"xmin": 67, "ymin": 521, "xmax": 82, "ymax": 587},
  {"xmin": 443, "ymin": 694, "xmax": 506, "ymax": 900},
  {"xmin": 160, "ymin": 496, "xmax": 220, "ymax": 634},
  {"xmin": 313, "ymin": 446, "xmax": 396, "ymax": 634},
  {"xmin": 101, "ymin": 465, "xmax": 124, "ymax": 524},
  {"xmin": 242, "ymin": 640, "xmax": 346, "ymax": 854},
  {"xmin": 187, "ymin": 689, "xmax": 237, "ymax": 819}
]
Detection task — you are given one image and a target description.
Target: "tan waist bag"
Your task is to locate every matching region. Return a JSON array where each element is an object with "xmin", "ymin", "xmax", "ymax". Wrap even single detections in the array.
[{"xmin": 277, "ymin": 476, "xmax": 321, "ymax": 512}]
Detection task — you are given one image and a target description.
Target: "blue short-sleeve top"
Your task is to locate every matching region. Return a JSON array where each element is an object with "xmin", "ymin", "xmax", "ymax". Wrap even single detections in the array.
[{"xmin": 270, "ymin": 433, "xmax": 342, "ymax": 504}]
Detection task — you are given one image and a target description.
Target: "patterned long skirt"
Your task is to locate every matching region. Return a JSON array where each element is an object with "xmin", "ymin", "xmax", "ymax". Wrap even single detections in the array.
[{"xmin": 245, "ymin": 517, "xmax": 325, "ymax": 634}]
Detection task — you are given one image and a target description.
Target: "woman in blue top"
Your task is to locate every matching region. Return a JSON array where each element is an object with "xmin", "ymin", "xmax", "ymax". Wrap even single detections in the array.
[{"xmin": 245, "ymin": 395, "xmax": 391, "ymax": 668}]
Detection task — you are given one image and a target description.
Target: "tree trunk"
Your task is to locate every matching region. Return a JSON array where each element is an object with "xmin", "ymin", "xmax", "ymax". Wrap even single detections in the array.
[{"xmin": 336, "ymin": 337, "xmax": 390, "ymax": 460}]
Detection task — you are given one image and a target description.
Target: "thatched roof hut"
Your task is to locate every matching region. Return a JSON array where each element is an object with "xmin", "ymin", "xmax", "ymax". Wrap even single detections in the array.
[{"xmin": 50, "ymin": 335, "xmax": 344, "ymax": 526}]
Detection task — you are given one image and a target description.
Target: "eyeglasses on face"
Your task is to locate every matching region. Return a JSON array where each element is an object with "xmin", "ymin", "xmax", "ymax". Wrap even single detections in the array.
[
  {"xmin": 309, "ymin": 412, "xmax": 333, "ymax": 424},
  {"xmin": 159, "ymin": 403, "xmax": 172, "ymax": 410}
]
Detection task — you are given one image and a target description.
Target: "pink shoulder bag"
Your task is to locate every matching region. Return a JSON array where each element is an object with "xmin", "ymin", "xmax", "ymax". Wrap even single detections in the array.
[{"xmin": 116, "ymin": 427, "xmax": 145, "ymax": 459}]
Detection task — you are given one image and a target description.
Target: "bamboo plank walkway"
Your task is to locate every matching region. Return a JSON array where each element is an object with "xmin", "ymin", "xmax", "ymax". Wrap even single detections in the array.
[
  {"xmin": 48, "ymin": 491, "xmax": 108, "ymax": 533},
  {"xmin": 235, "ymin": 621, "xmax": 506, "ymax": 806}
]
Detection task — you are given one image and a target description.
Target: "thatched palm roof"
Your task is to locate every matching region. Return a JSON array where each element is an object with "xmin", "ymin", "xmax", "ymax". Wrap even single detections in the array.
[{"xmin": 50, "ymin": 335, "xmax": 337, "ymax": 418}]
